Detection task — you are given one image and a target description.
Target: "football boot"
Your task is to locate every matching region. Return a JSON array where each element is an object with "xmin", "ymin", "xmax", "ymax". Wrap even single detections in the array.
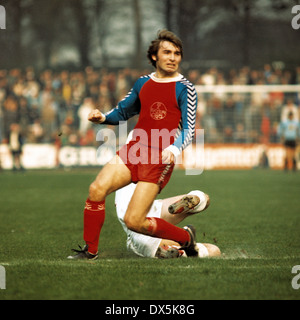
[{"xmin": 67, "ymin": 244, "xmax": 98, "ymax": 260}]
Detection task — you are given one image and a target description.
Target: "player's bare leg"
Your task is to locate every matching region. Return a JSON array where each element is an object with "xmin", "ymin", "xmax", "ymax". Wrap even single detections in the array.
[
  {"xmin": 154, "ymin": 192, "xmax": 220, "ymax": 258},
  {"xmin": 168, "ymin": 195, "xmax": 200, "ymax": 215},
  {"xmin": 89, "ymin": 155, "xmax": 132, "ymax": 201},
  {"xmin": 68, "ymin": 155, "xmax": 132, "ymax": 260},
  {"xmin": 123, "ymin": 181, "xmax": 160, "ymax": 234},
  {"xmin": 123, "ymin": 182, "xmax": 197, "ymax": 256},
  {"xmin": 160, "ymin": 193, "xmax": 210, "ymax": 225},
  {"xmin": 285, "ymin": 146, "xmax": 297, "ymax": 171}
]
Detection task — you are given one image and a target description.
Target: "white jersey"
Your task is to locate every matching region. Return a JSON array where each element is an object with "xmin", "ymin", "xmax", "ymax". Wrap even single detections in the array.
[
  {"xmin": 115, "ymin": 184, "xmax": 209, "ymax": 258},
  {"xmin": 115, "ymin": 183, "xmax": 162, "ymax": 257}
]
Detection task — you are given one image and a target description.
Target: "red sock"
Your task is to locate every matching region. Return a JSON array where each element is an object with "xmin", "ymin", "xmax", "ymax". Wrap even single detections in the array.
[
  {"xmin": 146, "ymin": 217, "xmax": 190, "ymax": 246},
  {"xmin": 83, "ymin": 198, "xmax": 105, "ymax": 254}
]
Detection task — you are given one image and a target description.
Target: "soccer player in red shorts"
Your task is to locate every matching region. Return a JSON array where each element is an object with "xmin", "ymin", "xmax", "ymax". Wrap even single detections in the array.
[{"xmin": 68, "ymin": 30, "xmax": 198, "ymax": 260}]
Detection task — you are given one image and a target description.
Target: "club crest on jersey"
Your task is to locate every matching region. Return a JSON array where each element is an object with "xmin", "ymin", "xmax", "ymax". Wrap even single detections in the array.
[{"xmin": 150, "ymin": 102, "xmax": 167, "ymax": 120}]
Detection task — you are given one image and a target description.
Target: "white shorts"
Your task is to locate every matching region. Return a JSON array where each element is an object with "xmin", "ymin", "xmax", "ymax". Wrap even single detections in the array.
[
  {"xmin": 115, "ymin": 184, "xmax": 209, "ymax": 258},
  {"xmin": 115, "ymin": 184, "xmax": 162, "ymax": 258}
]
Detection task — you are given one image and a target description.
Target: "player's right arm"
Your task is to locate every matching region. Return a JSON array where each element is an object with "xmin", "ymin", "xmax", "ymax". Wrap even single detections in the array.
[
  {"xmin": 88, "ymin": 90, "xmax": 140, "ymax": 125},
  {"xmin": 88, "ymin": 76, "xmax": 148, "ymax": 125},
  {"xmin": 88, "ymin": 109, "xmax": 106, "ymax": 124}
]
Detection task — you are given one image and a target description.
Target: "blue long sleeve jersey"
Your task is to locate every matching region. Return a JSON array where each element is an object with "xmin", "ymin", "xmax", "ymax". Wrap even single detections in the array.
[
  {"xmin": 278, "ymin": 119, "xmax": 300, "ymax": 141},
  {"xmin": 102, "ymin": 73, "xmax": 198, "ymax": 156}
]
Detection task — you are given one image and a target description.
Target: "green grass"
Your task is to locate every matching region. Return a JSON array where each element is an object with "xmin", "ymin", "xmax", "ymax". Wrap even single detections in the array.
[{"xmin": 0, "ymin": 168, "xmax": 300, "ymax": 300}]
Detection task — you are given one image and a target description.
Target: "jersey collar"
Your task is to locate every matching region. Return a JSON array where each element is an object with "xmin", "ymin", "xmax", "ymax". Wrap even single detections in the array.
[{"xmin": 150, "ymin": 72, "xmax": 183, "ymax": 83}]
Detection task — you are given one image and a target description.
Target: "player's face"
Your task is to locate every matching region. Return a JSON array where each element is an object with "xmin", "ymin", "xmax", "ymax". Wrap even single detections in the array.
[{"xmin": 153, "ymin": 41, "xmax": 182, "ymax": 77}]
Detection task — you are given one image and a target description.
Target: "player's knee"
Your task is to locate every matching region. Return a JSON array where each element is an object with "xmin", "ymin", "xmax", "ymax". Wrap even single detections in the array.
[
  {"xmin": 124, "ymin": 216, "xmax": 136, "ymax": 231},
  {"xmin": 124, "ymin": 215, "xmax": 144, "ymax": 233},
  {"xmin": 124, "ymin": 215, "xmax": 137, "ymax": 231},
  {"xmin": 89, "ymin": 181, "xmax": 106, "ymax": 202}
]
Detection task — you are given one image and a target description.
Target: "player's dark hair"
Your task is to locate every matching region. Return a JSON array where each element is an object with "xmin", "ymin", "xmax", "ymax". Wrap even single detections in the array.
[{"xmin": 147, "ymin": 30, "xmax": 183, "ymax": 68}]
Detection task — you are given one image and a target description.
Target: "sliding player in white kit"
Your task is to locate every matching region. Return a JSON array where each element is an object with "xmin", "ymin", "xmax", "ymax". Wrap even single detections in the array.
[{"xmin": 115, "ymin": 183, "xmax": 221, "ymax": 259}]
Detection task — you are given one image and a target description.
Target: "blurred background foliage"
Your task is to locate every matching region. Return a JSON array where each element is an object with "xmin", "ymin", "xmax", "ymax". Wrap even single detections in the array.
[{"xmin": 1, "ymin": 0, "xmax": 300, "ymax": 71}]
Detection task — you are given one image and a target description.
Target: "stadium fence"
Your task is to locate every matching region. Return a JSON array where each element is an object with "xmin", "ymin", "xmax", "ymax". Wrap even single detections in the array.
[{"xmin": 0, "ymin": 85, "xmax": 299, "ymax": 171}]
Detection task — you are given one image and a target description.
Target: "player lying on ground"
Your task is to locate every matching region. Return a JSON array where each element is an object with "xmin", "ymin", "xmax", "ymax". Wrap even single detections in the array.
[{"xmin": 115, "ymin": 183, "xmax": 220, "ymax": 259}]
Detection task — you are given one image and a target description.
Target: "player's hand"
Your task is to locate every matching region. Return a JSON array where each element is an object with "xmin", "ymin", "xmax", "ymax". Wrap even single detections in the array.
[
  {"xmin": 88, "ymin": 109, "xmax": 105, "ymax": 124},
  {"xmin": 162, "ymin": 149, "xmax": 175, "ymax": 165}
]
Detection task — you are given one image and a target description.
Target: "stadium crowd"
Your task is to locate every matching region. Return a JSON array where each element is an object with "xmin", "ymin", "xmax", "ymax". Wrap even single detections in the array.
[{"xmin": 0, "ymin": 64, "xmax": 299, "ymax": 148}]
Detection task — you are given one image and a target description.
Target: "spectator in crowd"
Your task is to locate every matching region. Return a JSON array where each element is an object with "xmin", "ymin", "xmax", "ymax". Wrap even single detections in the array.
[
  {"xmin": 222, "ymin": 96, "xmax": 236, "ymax": 143},
  {"xmin": 281, "ymin": 98, "xmax": 299, "ymax": 122},
  {"xmin": 78, "ymin": 97, "xmax": 95, "ymax": 135},
  {"xmin": 8, "ymin": 123, "xmax": 24, "ymax": 171},
  {"xmin": 40, "ymin": 96, "xmax": 58, "ymax": 142},
  {"xmin": 28, "ymin": 119, "xmax": 44, "ymax": 143},
  {"xmin": 233, "ymin": 123, "xmax": 247, "ymax": 143},
  {"xmin": 3, "ymin": 94, "xmax": 20, "ymax": 140},
  {"xmin": 0, "ymin": 64, "xmax": 299, "ymax": 148},
  {"xmin": 277, "ymin": 111, "xmax": 300, "ymax": 171}
]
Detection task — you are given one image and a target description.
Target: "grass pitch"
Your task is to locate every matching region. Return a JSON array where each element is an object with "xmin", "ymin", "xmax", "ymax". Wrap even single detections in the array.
[{"xmin": 0, "ymin": 168, "xmax": 299, "ymax": 300}]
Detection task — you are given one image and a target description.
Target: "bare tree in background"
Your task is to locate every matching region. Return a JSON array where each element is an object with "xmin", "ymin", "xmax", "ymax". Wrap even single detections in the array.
[
  {"xmin": 0, "ymin": 0, "xmax": 23, "ymax": 68},
  {"xmin": 165, "ymin": 0, "xmax": 202, "ymax": 62},
  {"xmin": 0, "ymin": 0, "xmax": 300, "ymax": 70},
  {"xmin": 25, "ymin": 0, "xmax": 66, "ymax": 68},
  {"xmin": 71, "ymin": 0, "xmax": 92, "ymax": 68},
  {"xmin": 132, "ymin": 0, "xmax": 142, "ymax": 68}
]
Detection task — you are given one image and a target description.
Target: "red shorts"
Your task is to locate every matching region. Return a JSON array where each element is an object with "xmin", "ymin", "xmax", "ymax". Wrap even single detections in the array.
[{"xmin": 117, "ymin": 140, "xmax": 174, "ymax": 192}]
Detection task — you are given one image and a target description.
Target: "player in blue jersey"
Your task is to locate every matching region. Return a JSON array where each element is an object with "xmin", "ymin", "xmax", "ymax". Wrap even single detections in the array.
[
  {"xmin": 68, "ymin": 30, "xmax": 199, "ymax": 260},
  {"xmin": 278, "ymin": 111, "xmax": 300, "ymax": 171}
]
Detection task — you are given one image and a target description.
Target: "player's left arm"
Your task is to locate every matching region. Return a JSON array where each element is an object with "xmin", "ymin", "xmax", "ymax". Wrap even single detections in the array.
[{"xmin": 164, "ymin": 81, "xmax": 197, "ymax": 158}]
